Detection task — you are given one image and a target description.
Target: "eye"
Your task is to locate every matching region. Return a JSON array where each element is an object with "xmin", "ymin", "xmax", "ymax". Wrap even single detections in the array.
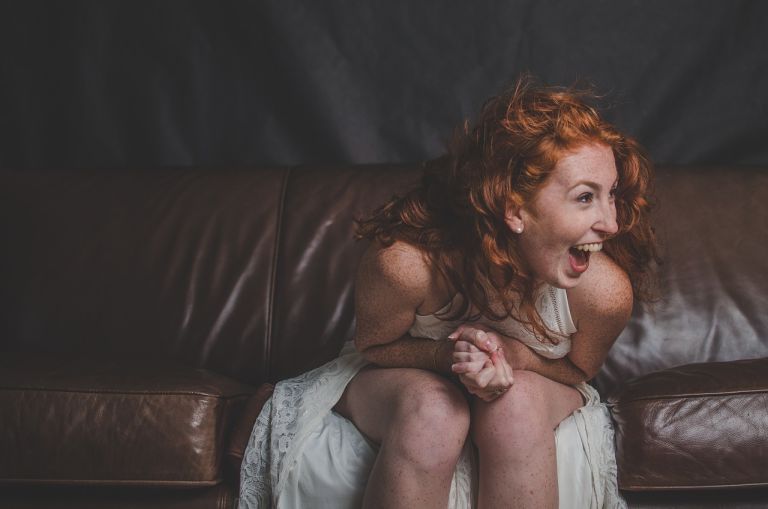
[{"xmin": 577, "ymin": 192, "xmax": 594, "ymax": 204}]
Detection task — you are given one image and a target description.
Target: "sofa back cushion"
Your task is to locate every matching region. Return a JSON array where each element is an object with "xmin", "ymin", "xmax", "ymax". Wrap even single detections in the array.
[
  {"xmin": 594, "ymin": 166, "xmax": 768, "ymax": 393},
  {"xmin": 0, "ymin": 169, "xmax": 282, "ymax": 384},
  {"xmin": 0, "ymin": 166, "xmax": 418, "ymax": 386},
  {"xmin": 266, "ymin": 164, "xmax": 418, "ymax": 381},
  {"xmin": 2, "ymin": 165, "xmax": 767, "ymax": 390}
]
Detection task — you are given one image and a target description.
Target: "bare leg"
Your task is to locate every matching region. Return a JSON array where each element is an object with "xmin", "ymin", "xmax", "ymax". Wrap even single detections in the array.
[
  {"xmin": 334, "ymin": 366, "xmax": 470, "ymax": 509},
  {"xmin": 470, "ymin": 370, "xmax": 584, "ymax": 509}
]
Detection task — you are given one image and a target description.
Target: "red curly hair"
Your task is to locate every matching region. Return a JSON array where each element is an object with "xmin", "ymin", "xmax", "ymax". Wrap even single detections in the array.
[{"xmin": 356, "ymin": 76, "xmax": 659, "ymax": 340}]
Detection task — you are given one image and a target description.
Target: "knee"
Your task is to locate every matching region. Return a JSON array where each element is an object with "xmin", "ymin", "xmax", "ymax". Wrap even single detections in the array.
[
  {"xmin": 387, "ymin": 376, "xmax": 470, "ymax": 468},
  {"xmin": 470, "ymin": 370, "xmax": 551, "ymax": 451}
]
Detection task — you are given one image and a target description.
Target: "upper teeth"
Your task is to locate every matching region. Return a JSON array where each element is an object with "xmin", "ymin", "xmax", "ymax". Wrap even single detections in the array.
[{"xmin": 575, "ymin": 243, "xmax": 603, "ymax": 252}]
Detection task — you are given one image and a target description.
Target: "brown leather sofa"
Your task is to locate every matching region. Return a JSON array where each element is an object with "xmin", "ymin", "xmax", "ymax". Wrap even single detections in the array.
[{"xmin": 1, "ymin": 164, "xmax": 767, "ymax": 508}]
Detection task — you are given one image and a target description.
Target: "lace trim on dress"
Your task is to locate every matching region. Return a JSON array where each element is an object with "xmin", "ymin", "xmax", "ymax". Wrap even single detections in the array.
[{"xmin": 239, "ymin": 352, "xmax": 369, "ymax": 508}]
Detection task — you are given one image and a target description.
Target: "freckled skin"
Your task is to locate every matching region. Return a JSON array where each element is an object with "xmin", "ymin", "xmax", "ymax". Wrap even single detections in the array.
[
  {"xmin": 351, "ymin": 242, "xmax": 455, "ymax": 371},
  {"xmin": 508, "ymin": 143, "xmax": 620, "ymax": 289},
  {"xmin": 505, "ymin": 143, "xmax": 634, "ymax": 381},
  {"xmin": 335, "ymin": 142, "xmax": 635, "ymax": 508}
]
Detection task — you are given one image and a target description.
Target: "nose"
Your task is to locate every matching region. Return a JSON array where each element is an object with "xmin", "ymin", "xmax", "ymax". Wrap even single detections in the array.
[{"xmin": 595, "ymin": 200, "xmax": 619, "ymax": 236}]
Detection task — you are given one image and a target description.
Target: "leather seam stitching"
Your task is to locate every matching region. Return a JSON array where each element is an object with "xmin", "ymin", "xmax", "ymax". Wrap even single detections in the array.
[
  {"xmin": 0, "ymin": 387, "xmax": 254, "ymax": 397},
  {"xmin": 620, "ymin": 480, "xmax": 768, "ymax": 491},
  {"xmin": 609, "ymin": 388, "xmax": 768, "ymax": 405},
  {"xmin": 265, "ymin": 167, "xmax": 291, "ymax": 382}
]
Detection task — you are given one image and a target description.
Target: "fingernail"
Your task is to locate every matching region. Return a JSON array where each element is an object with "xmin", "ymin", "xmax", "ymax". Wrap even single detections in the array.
[
  {"xmin": 448, "ymin": 332, "xmax": 458, "ymax": 340},
  {"xmin": 477, "ymin": 331, "xmax": 487, "ymax": 341},
  {"xmin": 485, "ymin": 341, "xmax": 497, "ymax": 351}
]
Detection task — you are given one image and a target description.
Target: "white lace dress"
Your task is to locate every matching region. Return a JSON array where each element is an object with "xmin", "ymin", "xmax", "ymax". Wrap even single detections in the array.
[{"xmin": 239, "ymin": 285, "xmax": 626, "ymax": 508}]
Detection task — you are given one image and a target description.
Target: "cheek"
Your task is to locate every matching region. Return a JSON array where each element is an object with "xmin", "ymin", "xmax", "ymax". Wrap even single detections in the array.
[
  {"xmin": 534, "ymin": 219, "xmax": 573, "ymax": 250},
  {"xmin": 547, "ymin": 215, "xmax": 588, "ymax": 244},
  {"xmin": 521, "ymin": 233, "xmax": 561, "ymax": 268}
]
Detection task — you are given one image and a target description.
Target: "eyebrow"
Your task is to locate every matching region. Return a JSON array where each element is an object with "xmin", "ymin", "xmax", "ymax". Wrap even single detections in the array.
[{"xmin": 569, "ymin": 179, "xmax": 619, "ymax": 192}]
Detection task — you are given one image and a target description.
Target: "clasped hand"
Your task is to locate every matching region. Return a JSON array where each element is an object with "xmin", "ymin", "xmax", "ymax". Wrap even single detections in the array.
[{"xmin": 448, "ymin": 325, "xmax": 514, "ymax": 402}]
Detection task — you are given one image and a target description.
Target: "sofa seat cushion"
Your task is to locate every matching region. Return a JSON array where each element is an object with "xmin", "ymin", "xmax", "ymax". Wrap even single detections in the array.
[
  {"xmin": 0, "ymin": 354, "xmax": 253, "ymax": 486},
  {"xmin": 608, "ymin": 357, "xmax": 768, "ymax": 490}
]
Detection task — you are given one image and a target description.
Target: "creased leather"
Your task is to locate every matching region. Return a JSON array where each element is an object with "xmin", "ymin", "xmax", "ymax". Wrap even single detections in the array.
[
  {"xmin": 1, "ymin": 165, "xmax": 768, "ymax": 506},
  {"xmin": 608, "ymin": 358, "xmax": 768, "ymax": 490},
  {"xmin": 0, "ymin": 354, "xmax": 253, "ymax": 485}
]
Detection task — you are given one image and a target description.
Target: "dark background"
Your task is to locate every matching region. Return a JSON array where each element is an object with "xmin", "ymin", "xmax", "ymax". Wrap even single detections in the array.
[{"xmin": 1, "ymin": 0, "xmax": 766, "ymax": 169}]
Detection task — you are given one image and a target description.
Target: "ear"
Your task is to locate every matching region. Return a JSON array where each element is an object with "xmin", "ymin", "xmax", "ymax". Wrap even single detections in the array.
[{"xmin": 504, "ymin": 204, "xmax": 525, "ymax": 234}]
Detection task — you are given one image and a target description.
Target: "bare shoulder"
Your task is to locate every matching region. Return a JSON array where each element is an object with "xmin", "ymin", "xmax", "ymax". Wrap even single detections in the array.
[
  {"xmin": 354, "ymin": 240, "xmax": 437, "ymax": 349},
  {"xmin": 358, "ymin": 240, "xmax": 432, "ymax": 295},
  {"xmin": 567, "ymin": 251, "xmax": 633, "ymax": 326},
  {"xmin": 357, "ymin": 240, "xmax": 437, "ymax": 308},
  {"xmin": 565, "ymin": 252, "xmax": 633, "ymax": 379}
]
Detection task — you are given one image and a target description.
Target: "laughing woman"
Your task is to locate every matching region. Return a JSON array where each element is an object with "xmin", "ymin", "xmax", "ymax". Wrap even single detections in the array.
[{"xmin": 240, "ymin": 77, "xmax": 658, "ymax": 508}]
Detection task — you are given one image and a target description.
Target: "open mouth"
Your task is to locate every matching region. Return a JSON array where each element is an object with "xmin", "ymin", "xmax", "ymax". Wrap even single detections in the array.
[{"xmin": 568, "ymin": 243, "xmax": 602, "ymax": 274}]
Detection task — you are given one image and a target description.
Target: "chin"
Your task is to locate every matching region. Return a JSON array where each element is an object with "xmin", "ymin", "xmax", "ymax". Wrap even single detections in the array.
[
  {"xmin": 550, "ymin": 270, "xmax": 584, "ymax": 289},
  {"xmin": 533, "ymin": 260, "xmax": 586, "ymax": 289}
]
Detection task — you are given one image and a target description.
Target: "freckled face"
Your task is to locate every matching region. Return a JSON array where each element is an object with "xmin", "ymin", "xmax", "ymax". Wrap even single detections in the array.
[{"xmin": 510, "ymin": 143, "xmax": 620, "ymax": 289}]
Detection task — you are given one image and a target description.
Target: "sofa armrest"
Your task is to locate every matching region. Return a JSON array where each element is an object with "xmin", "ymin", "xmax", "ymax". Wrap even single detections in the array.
[
  {"xmin": 0, "ymin": 354, "xmax": 255, "ymax": 487},
  {"xmin": 607, "ymin": 357, "xmax": 768, "ymax": 491},
  {"xmin": 225, "ymin": 383, "xmax": 274, "ymax": 487}
]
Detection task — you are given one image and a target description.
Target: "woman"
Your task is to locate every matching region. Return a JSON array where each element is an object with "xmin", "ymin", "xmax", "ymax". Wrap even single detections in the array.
[{"xmin": 240, "ymin": 77, "xmax": 657, "ymax": 508}]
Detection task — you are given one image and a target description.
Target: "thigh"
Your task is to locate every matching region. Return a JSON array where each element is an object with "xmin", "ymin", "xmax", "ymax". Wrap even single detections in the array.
[
  {"xmin": 472, "ymin": 370, "xmax": 584, "ymax": 431},
  {"xmin": 517, "ymin": 370, "xmax": 584, "ymax": 428},
  {"xmin": 334, "ymin": 365, "xmax": 468, "ymax": 444}
]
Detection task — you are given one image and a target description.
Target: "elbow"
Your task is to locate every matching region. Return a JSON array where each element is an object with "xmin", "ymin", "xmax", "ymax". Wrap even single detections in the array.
[
  {"xmin": 568, "ymin": 358, "xmax": 596, "ymax": 384},
  {"xmin": 581, "ymin": 365, "xmax": 601, "ymax": 384},
  {"xmin": 566, "ymin": 371, "xmax": 590, "ymax": 386},
  {"xmin": 353, "ymin": 336, "xmax": 375, "ymax": 358},
  {"xmin": 354, "ymin": 342, "xmax": 382, "ymax": 366}
]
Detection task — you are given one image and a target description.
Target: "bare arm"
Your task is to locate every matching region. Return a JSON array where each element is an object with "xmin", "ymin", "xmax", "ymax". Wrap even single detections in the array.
[
  {"xmin": 361, "ymin": 335, "xmax": 454, "ymax": 374},
  {"xmin": 451, "ymin": 326, "xmax": 589, "ymax": 385},
  {"xmin": 502, "ymin": 340, "xmax": 589, "ymax": 385},
  {"xmin": 353, "ymin": 241, "xmax": 454, "ymax": 374},
  {"xmin": 453, "ymin": 252, "xmax": 633, "ymax": 385},
  {"xmin": 506, "ymin": 252, "xmax": 633, "ymax": 384}
]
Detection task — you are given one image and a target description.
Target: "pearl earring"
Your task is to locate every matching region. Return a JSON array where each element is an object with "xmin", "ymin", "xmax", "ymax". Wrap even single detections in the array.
[{"xmin": 515, "ymin": 226, "xmax": 523, "ymax": 234}]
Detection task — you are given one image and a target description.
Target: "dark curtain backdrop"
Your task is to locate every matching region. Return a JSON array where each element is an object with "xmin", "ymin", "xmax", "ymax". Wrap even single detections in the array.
[{"xmin": 1, "ymin": 0, "xmax": 766, "ymax": 169}]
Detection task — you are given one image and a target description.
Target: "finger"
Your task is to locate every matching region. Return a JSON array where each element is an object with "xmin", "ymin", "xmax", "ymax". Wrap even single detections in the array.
[
  {"xmin": 458, "ymin": 371, "xmax": 474, "ymax": 382},
  {"xmin": 475, "ymin": 363, "xmax": 496, "ymax": 388},
  {"xmin": 458, "ymin": 328, "xmax": 499, "ymax": 354},
  {"xmin": 453, "ymin": 341, "xmax": 483, "ymax": 356},
  {"xmin": 453, "ymin": 340, "xmax": 475, "ymax": 353},
  {"xmin": 488, "ymin": 348, "xmax": 512, "ymax": 385},
  {"xmin": 458, "ymin": 375, "xmax": 482, "ymax": 393},
  {"xmin": 495, "ymin": 348, "xmax": 514, "ymax": 385},
  {"xmin": 452, "ymin": 361, "xmax": 487, "ymax": 374},
  {"xmin": 457, "ymin": 371, "xmax": 482, "ymax": 388},
  {"xmin": 452, "ymin": 351, "xmax": 489, "ymax": 363},
  {"xmin": 451, "ymin": 360, "xmax": 487, "ymax": 374},
  {"xmin": 503, "ymin": 356, "xmax": 514, "ymax": 384},
  {"xmin": 481, "ymin": 331, "xmax": 501, "ymax": 353},
  {"xmin": 453, "ymin": 327, "xmax": 476, "ymax": 343},
  {"xmin": 465, "ymin": 342, "xmax": 481, "ymax": 353},
  {"xmin": 447, "ymin": 325, "xmax": 467, "ymax": 341}
]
